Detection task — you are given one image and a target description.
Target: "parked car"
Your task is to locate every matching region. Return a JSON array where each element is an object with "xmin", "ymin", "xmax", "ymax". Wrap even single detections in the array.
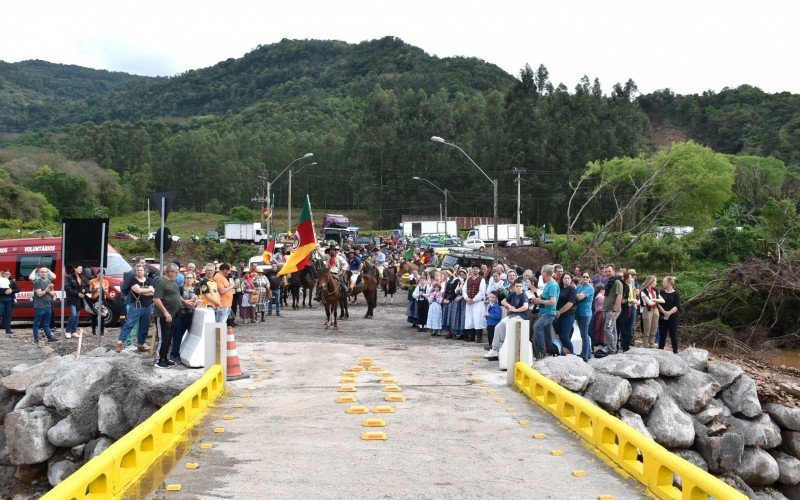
[
  {"xmin": 205, "ymin": 230, "xmax": 220, "ymax": 242},
  {"xmin": 463, "ymin": 238, "xmax": 486, "ymax": 251},
  {"xmin": 520, "ymin": 237, "xmax": 534, "ymax": 246}
]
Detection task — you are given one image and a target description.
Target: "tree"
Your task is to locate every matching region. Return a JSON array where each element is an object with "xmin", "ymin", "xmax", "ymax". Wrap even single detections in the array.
[
  {"xmin": 33, "ymin": 166, "xmax": 91, "ymax": 217},
  {"xmin": 228, "ymin": 205, "xmax": 253, "ymax": 222}
]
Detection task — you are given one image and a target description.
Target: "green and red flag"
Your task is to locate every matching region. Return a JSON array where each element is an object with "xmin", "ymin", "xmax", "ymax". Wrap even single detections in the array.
[
  {"xmin": 262, "ymin": 232, "xmax": 277, "ymax": 263},
  {"xmin": 278, "ymin": 196, "xmax": 318, "ymax": 276}
]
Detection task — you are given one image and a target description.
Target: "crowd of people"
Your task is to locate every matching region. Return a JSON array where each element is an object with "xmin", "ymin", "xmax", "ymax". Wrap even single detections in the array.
[{"xmin": 403, "ymin": 260, "xmax": 682, "ymax": 363}]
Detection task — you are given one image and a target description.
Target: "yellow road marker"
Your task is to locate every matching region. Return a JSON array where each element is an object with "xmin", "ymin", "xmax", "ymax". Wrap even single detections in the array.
[
  {"xmin": 166, "ymin": 484, "xmax": 182, "ymax": 492},
  {"xmin": 506, "ymin": 407, "xmax": 517, "ymax": 413},
  {"xmin": 378, "ymin": 372, "xmax": 393, "ymax": 377},
  {"xmin": 361, "ymin": 419, "xmax": 387, "ymax": 427},
  {"xmin": 340, "ymin": 377, "xmax": 356, "ymax": 384},
  {"xmin": 480, "ymin": 383, "xmax": 489, "ymax": 387},
  {"xmin": 336, "ymin": 395, "xmax": 357, "ymax": 403},
  {"xmin": 551, "ymin": 449, "xmax": 564, "ymax": 456},
  {"xmin": 385, "ymin": 395, "xmax": 406, "ymax": 402},
  {"xmin": 572, "ymin": 470, "xmax": 587, "ymax": 477},
  {"xmin": 519, "ymin": 419, "xmax": 530, "ymax": 426},
  {"xmin": 361, "ymin": 432, "xmax": 388, "ymax": 441},
  {"xmin": 213, "ymin": 427, "xmax": 225, "ymax": 434},
  {"xmin": 338, "ymin": 385, "xmax": 357, "ymax": 392},
  {"xmin": 359, "ymin": 358, "xmax": 374, "ymax": 366},
  {"xmin": 240, "ymin": 393, "xmax": 250, "ymax": 399},
  {"xmin": 367, "ymin": 365, "xmax": 383, "ymax": 372},
  {"xmin": 468, "ymin": 378, "xmax": 482, "ymax": 383},
  {"xmin": 346, "ymin": 406, "xmax": 369, "ymax": 414},
  {"xmin": 487, "ymin": 390, "xmax": 496, "ymax": 395},
  {"xmin": 200, "ymin": 443, "xmax": 213, "ymax": 450},
  {"xmin": 185, "ymin": 462, "xmax": 200, "ymax": 469},
  {"xmin": 372, "ymin": 406, "xmax": 395, "ymax": 414},
  {"xmin": 350, "ymin": 366, "xmax": 365, "ymax": 372},
  {"xmin": 382, "ymin": 385, "xmax": 402, "ymax": 392},
  {"xmin": 342, "ymin": 371, "xmax": 356, "ymax": 377},
  {"xmin": 223, "ymin": 415, "xmax": 234, "ymax": 420},
  {"xmin": 248, "ymin": 385, "xmax": 256, "ymax": 390},
  {"xmin": 597, "ymin": 496, "xmax": 614, "ymax": 500},
  {"xmin": 533, "ymin": 433, "xmax": 547, "ymax": 439},
  {"xmin": 232, "ymin": 403, "xmax": 244, "ymax": 409},
  {"xmin": 496, "ymin": 397, "xmax": 506, "ymax": 403},
  {"xmin": 379, "ymin": 378, "xmax": 397, "ymax": 384}
]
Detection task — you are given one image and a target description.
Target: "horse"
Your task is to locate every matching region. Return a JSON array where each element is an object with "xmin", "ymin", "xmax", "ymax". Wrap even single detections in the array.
[
  {"xmin": 280, "ymin": 275, "xmax": 289, "ymax": 308},
  {"xmin": 316, "ymin": 268, "xmax": 346, "ymax": 330},
  {"xmin": 381, "ymin": 265, "xmax": 397, "ymax": 304},
  {"xmin": 398, "ymin": 260, "xmax": 421, "ymax": 276},
  {"xmin": 349, "ymin": 261, "xmax": 377, "ymax": 303},
  {"xmin": 289, "ymin": 267, "xmax": 316, "ymax": 310},
  {"xmin": 350, "ymin": 262, "xmax": 378, "ymax": 318}
]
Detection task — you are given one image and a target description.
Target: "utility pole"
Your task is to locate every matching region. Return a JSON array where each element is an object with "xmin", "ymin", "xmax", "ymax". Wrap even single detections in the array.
[
  {"xmin": 288, "ymin": 169, "xmax": 292, "ymax": 233},
  {"xmin": 444, "ymin": 188, "xmax": 448, "ymax": 223},
  {"xmin": 513, "ymin": 168, "xmax": 526, "ymax": 245},
  {"xmin": 253, "ymin": 175, "xmax": 269, "ymax": 228}
]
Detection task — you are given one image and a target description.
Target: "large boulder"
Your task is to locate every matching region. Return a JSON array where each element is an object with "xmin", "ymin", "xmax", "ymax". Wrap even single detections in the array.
[
  {"xmin": 534, "ymin": 355, "xmax": 596, "ymax": 392},
  {"xmin": 626, "ymin": 348, "xmax": 689, "ymax": 377},
  {"xmin": 0, "ymin": 357, "xmax": 62, "ymax": 393},
  {"xmin": 47, "ymin": 459, "xmax": 79, "ymax": 487},
  {"xmin": 693, "ymin": 398, "xmax": 730, "ymax": 425},
  {"xmin": 767, "ymin": 403, "xmax": 800, "ymax": 432},
  {"xmin": 584, "ymin": 373, "xmax": 631, "ymax": 412},
  {"xmin": 771, "ymin": 451, "xmax": 800, "ymax": 485},
  {"xmin": 43, "ymin": 359, "xmax": 113, "ymax": 415},
  {"xmin": 626, "ymin": 378, "xmax": 662, "ymax": 415},
  {"xmin": 97, "ymin": 393, "xmax": 129, "ymax": 439},
  {"xmin": 14, "ymin": 385, "xmax": 46, "ymax": 411},
  {"xmin": 735, "ymin": 446, "xmax": 780, "ymax": 486},
  {"xmin": 4, "ymin": 406, "xmax": 57, "ymax": 465},
  {"xmin": 783, "ymin": 431, "xmax": 800, "ymax": 460},
  {"xmin": 725, "ymin": 414, "xmax": 782, "ymax": 449},
  {"xmin": 719, "ymin": 374, "xmax": 762, "ymax": 418},
  {"xmin": 721, "ymin": 473, "xmax": 757, "ymax": 498},
  {"xmin": 693, "ymin": 418, "xmax": 745, "ymax": 472},
  {"xmin": 589, "ymin": 354, "xmax": 659, "ymax": 379},
  {"xmin": 619, "ymin": 408, "xmax": 653, "ymax": 439},
  {"xmin": 672, "ymin": 449, "xmax": 708, "ymax": 490},
  {"xmin": 83, "ymin": 437, "xmax": 114, "ymax": 461},
  {"xmin": 0, "ymin": 387, "xmax": 22, "ymax": 422},
  {"xmin": 707, "ymin": 360, "xmax": 744, "ymax": 391},
  {"xmin": 0, "ymin": 428, "xmax": 9, "ymax": 465},
  {"xmin": 679, "ymin": 348, "xmax": 709, "ymax": 371},
  {"xmin": 46, "ymin": 414, "xmax": 96, "ymax": 448},
  {"xmin": 660, "ymin": 369, "xmax": 721, "ymax": 413},
  {"xmin": 645, "ymin": 395, "xmax": 695, "ymax": 448}
]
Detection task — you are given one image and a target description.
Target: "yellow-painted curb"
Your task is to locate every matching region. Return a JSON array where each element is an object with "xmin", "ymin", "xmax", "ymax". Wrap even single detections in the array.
[
  {"xmin": 42, "ymin": 365, "xmax": 225, "ymax": 499},
  {"xmin": 513, "ymin": 362, "xmax": 746, "ymax": 500}
]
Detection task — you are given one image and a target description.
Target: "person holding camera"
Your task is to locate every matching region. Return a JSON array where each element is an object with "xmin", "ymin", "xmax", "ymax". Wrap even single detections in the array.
[{"xmin": 32, "ymin": 266, "xmax": 57, "ymax": 345}]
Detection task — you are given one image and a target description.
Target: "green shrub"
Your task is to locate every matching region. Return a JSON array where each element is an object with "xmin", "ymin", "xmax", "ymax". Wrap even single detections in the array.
[{"xmin": 694, "ymin": 226, "xmax": 761, "ymax": 262}]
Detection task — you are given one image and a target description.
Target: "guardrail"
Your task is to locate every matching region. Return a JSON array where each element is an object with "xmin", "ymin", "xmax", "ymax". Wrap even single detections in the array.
[
  {"xmin": 514, "ymin": 362, "xmax": 746, "ymax": 500},
  {"xmin": 42, "ymin": 364, "xmax": 225, "ymax": 499}
]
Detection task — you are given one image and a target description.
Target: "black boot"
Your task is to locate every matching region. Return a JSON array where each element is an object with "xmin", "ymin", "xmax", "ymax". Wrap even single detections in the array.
[
  {"xmin": 474, "ymin": 329, "xmax": 483, "ymax": 343},
  {"xmin": 463, "ymin": 329, "xmax": 474, "ymax": 341}
]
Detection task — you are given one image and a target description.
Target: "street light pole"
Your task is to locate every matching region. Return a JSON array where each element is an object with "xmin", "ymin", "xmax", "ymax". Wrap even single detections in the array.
[
  {"xmin": 264, "ymin": 153, "xmax": 313, "ymax": 235},
  {"xmin": 513, "ymin": 167, "xmax": 525, "ymax": 245},
  {"xmin": 431, "ymin": 136, "xmax": 498, "ymax": 262},
  {"xmin": 288, "ymin": 161, "xmax": 317, "ymax": 232}
]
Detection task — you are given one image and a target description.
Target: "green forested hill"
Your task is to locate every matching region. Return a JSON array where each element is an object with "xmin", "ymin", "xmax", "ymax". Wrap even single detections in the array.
[
  {"xmin": 0, "ymin": 60, "xmax": 157, "ymax": 130},
  {"xmin": 0, "ymin": 37, "xmax": 797, "ymax": 231}
]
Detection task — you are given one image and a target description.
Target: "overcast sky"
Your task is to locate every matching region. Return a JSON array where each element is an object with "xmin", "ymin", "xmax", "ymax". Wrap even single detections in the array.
[{"xmin": 2, "ymin": 0, "xmax": 798, "ymax": 95}]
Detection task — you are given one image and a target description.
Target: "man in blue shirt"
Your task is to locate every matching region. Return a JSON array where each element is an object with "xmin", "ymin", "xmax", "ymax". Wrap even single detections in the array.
[
  {"xmin": 533, "ymin": 264, "xmax": 560, "ymax": 358},
  {"xmin": 347, "ymin": 249, "xmax": 363, "ymax": 291},
  {"xmin": 373, "ymin": 246, "xmax": 387, "ymax": 279},
  {"xmin": 483, "ymin": 279, "xmax": 529, "ymax": 360},
  {"xmin": 575, "ymin": 273, "xmax": 595, "ymax": 361}
]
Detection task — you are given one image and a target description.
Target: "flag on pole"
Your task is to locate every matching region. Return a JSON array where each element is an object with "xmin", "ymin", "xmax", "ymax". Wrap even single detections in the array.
[
  {"xmin": 278, "ymin": 196, "xmax": 318, "ymax": 276},
  {"xmin": 403, "ymin": 243, "xmax": 415, "ymax": 260},
  {"xmin": 263, "ymin": 232, "xmax": 276, "ymax": 263}
]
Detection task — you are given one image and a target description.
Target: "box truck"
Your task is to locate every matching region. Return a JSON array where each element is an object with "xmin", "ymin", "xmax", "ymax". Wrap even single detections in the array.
[
  {"xmin": 467, "ymin": 224, "xmax": 525, "ymax": 246},
  {"xmin": 223, "ymin": 222, "xmax": 270, "ymax": 243}
]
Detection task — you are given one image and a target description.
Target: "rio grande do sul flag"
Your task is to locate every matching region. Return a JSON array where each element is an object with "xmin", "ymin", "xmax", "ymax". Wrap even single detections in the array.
[{"xmin": 277, "ymin": 196, "xmax": 318, "ymax": 276}]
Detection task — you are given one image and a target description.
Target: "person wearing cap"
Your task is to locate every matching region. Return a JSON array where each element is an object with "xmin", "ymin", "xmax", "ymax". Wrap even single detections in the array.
[
  {"xmin": 347, "ymin": 248, "xmax": 363, "ymax": 291},
  {"xmin": 462, "ymin": 265, "xmax": 487, "ymax": 343}
]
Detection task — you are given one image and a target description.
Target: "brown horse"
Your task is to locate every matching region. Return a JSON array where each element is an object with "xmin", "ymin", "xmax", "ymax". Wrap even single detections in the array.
[
  {"xmin": 316, "ymin": 268, "xmax": 345, "ymax": 330},
  {"xmin": 381, "ymin": 265, "xmax": 397, "ymax": 303},
  {"xmin": 350, "ymin": 262, "xmax": 378, "ymax": 318},
  {"xmin": 398, "ymin": 260, "xmax": 420, "ymax": 275}
]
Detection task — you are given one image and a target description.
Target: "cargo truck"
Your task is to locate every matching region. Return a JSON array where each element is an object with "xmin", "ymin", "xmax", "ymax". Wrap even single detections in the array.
[
  {"xmin": 467, "ymin": 224, "xmax": 525, "ymax": 246},
  {"xmin": 223, "ymin": 222, "xmax": 270, "ymax": 243},
  {"xmin": 400, "ymin": 220, "xmax": 457, "ymax": 238}
]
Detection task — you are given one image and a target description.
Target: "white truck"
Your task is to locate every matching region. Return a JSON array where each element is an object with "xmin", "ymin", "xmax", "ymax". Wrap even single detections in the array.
[
  {"xmin": 224, "ymin": 222, "xmax": 270, "ymax": 243},
  {"xmin": 401, "ymin": 220, "xmax": 457, "ymax": 238},
  {"xmin": 467, "ymin": 224, "xmax": 525, "ymax": 246}
]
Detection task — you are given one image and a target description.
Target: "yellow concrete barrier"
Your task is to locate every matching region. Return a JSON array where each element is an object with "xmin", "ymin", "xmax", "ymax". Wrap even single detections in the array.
[
  {"xmin": 514, "ymin": 362, "xmax": 746, "ymax": 500},
  {"xmin": 42, "ymin": 365, "xmax": 225, "ymax": 499}
]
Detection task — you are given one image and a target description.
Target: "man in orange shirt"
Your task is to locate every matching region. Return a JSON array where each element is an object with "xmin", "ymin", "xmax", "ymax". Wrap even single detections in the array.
[{"xmin": 214, "ymin": 263, "xmax": 236, "ymax": 324}]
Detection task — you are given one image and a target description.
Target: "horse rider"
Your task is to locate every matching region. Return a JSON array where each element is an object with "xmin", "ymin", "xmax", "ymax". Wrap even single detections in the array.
[
  {"xmin": 315, "ymin": 244, "xmax": 348, "ymax": 301},
  {"xmin": 373, "ymin": 245, "xmax": 387, "ymax": 279},
  {"xmin": 347, "ymin": 248, "xmax": 364, "ymax": 291}
]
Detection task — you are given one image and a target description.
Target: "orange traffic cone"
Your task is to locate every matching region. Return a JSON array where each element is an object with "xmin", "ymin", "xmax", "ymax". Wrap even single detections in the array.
[{"xmin": 226, "ymin": 326, "xmax": 249, "ymax": 381}]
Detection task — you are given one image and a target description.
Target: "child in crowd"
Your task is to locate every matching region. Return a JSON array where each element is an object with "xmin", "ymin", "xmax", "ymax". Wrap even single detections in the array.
[
  {"xmin": 425, "ymin": 283, "xmax": 444, "ymax": 336},
  {"xmin": 484, "ymin": 291, "xmax": 502, "ymax": 349}
]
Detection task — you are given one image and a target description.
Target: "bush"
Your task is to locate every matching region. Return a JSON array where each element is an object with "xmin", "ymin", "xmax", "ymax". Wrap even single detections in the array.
[
  {"xmin": 228, "ymin": 205, "xmax": 254, "ymax": 222},
  {"xmin": 205, "ymin": 198, "xmax": 223, "ymax": 214},
  {"xmin": 693, "ymin": 226, "xmax": 762, "ymax": 262},
  {"xmin": 627, "ymin": 233, "xmax": 688, "ymax": 273}
]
